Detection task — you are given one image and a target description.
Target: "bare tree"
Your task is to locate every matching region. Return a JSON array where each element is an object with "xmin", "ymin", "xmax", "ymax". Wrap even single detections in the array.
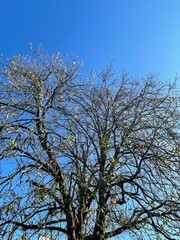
[{"xmin": 0, "ymin": 49, "xmax": 179, "ymax": 240}]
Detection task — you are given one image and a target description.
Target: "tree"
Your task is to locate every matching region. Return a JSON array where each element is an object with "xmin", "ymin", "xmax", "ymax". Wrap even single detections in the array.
[{"xmin": 0, "ymin": 49, "xmax": 179, "ymax": 240}]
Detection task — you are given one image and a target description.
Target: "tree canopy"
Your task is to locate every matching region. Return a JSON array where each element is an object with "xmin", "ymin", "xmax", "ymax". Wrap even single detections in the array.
[{"xmin": 0, "ymin": 49, "xmax": 180, "ymax": 240}]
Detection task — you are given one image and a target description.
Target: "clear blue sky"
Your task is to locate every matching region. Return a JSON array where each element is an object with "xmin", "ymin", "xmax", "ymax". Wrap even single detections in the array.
[
  {"xmin": 1, "ymin": 0, "xmax": 180, "ymax": 80},
  {"xmin": 0, "ymin": 1, "xmax": 179, "ymax": 239}
]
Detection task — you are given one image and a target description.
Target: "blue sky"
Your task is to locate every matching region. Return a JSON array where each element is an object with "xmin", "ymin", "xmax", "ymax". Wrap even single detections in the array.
[
  {"xmin": 0, "ymin": 1, "xmax": 180, "ymax": 239},
  {"xmin": 1, "ymin": 0, "xmax": 180, "ymax": 80}
]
